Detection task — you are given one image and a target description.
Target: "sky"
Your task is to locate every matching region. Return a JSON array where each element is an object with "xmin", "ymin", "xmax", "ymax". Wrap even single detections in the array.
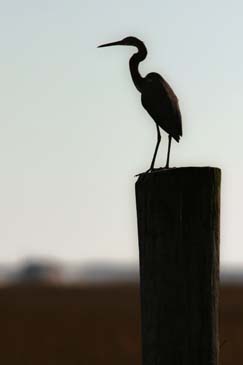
[{"xmin": 0, "ymin": 0, "xmax": 242, "ymax": 267}]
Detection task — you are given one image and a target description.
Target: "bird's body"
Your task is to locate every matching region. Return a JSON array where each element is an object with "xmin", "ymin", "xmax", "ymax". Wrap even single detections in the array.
[
  {"xmin": 141, "ymin": 72, "xmax": 182, "ymax": 142},
  {"xmin": 98, "ymin": 36, "xmax": 182, "ymax": 170}
]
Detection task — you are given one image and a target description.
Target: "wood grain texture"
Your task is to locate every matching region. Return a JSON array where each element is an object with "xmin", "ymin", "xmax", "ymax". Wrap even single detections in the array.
[{"xmin": 135, "ymin": 167, "xmax": 221, "ymax": 365}]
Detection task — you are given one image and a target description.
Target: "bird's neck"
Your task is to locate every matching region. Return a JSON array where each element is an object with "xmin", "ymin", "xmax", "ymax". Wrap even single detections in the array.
[{"xmin": 129, "ymin": 43, "xmax": 147, "ymax": 92}]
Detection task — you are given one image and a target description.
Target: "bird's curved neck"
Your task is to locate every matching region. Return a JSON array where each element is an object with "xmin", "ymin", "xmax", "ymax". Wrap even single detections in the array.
[{"xmin": 129, "ymin": 42, "xmax": 147, "ymax": 92}]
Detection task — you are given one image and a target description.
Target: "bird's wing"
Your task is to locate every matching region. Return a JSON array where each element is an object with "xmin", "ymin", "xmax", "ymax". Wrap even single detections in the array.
[{"xmin": 141, "ymin": 74, "xmax": 182, "ymax": 141}]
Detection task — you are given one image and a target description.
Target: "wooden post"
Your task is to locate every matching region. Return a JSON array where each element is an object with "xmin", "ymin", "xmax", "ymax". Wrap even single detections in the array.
[{"xmin": 135, "ymin": 167, "xmax": 221, "ymax": 365}]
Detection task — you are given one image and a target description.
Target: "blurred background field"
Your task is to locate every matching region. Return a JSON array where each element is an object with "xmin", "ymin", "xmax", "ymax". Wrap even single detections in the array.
[{"xmin": 0, "ymin": 261, "xmax": 242, "ymax": 365}]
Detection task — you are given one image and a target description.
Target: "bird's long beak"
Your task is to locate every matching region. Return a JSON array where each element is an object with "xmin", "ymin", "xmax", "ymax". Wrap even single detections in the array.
[{"xmin": 97, "ymin": 40, "xmax": 123, "ymax": 48}]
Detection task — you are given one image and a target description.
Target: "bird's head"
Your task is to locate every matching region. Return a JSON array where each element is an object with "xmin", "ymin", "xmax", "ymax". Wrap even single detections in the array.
[{"xmin": 98, "ymin": 36, "xmax": 144, "ymax": 49}]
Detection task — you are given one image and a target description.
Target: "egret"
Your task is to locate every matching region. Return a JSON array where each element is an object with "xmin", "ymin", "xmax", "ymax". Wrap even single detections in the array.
[{"xmin": 98, "ymin": 36, "xmax": 182, "ymax": 171}]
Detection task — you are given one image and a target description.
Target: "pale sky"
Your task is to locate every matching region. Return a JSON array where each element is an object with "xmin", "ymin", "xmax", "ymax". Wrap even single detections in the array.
[{"xmin": 0, "ymin": 0, "xmax": 242, "ymax": 267}]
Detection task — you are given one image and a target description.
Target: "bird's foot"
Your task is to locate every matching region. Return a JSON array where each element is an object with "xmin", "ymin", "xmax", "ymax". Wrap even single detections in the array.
[
  {"xmin": 135, "ymin": 166, "xmax": 173, "ymax": 177},
  {"xmin": 135, "ymin": 166, "xmax": 165, "ymax": 177},
  {"xmin": 135, "ymin": 167, "xmax": 154, "ymax": 177},
  {"xmin": 145, "ymin": 167, "xmax": 155, "ymax": 174}
]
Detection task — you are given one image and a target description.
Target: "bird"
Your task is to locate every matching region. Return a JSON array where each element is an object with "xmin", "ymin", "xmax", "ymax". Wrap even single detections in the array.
[{"xmin": 98, "ymin": 36, "xmax": 182, "ymax": 171}]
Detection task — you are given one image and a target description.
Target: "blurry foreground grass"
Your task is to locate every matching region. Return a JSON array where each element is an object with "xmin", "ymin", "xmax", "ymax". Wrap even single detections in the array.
[{"xmin": 0, "ymin": 283, "xmax": 242, "ymax": 365}]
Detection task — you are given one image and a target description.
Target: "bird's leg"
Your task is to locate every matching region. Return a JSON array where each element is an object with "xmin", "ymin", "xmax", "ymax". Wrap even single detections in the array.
[
  {"xmin": 165, "ymin": 135, "xmax": 172, "ymax": 168},
  {"xmin": 147, "ymin": 124, "xmax": 161, "ymax": 172}
]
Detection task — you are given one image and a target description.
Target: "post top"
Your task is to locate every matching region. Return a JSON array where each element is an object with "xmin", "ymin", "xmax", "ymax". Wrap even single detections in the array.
[{"xmin": 136, "ymin": 166, "xmax": 221, "ymax": 184}]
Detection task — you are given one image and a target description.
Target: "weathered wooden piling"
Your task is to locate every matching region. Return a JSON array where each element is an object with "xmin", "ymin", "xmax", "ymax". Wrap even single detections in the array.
[{"xmin": 136, "ymin": 167, "xmax": 221, "ymax": 365}]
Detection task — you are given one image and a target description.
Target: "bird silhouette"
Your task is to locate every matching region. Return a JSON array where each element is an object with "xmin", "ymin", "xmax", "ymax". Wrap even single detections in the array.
[{"xmin": 98, "ymin": 36, "xmax": 182, "ymax": 171}]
